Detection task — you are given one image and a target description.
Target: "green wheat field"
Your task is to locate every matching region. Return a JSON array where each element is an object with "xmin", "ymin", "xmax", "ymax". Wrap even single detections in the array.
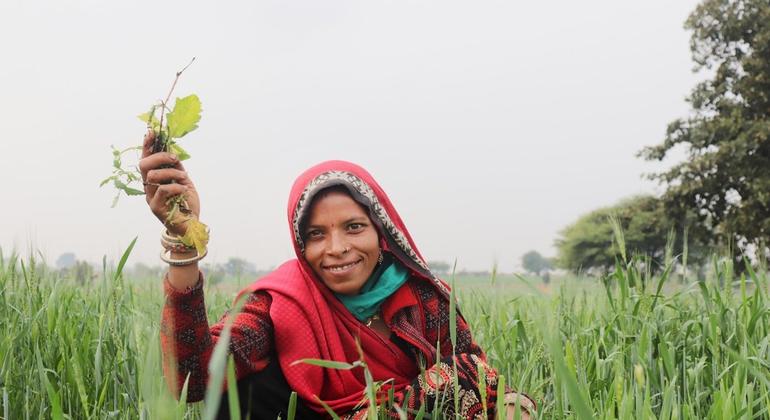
[{"xmin": 1, "ymin": 238, "xmax": 768, "ymax": 419}]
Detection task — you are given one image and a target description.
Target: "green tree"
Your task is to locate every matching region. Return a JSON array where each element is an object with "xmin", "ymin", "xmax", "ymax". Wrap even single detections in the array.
[
  {"xmin": 521, "ymin": 251, "xmax": 552, "ymax": 276},
  {"xmin": 223, "ymin": 257, "xmax": 257, "ymax": 278},
  {"xmin": 556, "ymin": 195, "xmax": 688, "ymax": 273},
  {"xmin": 640, "ymin": 0, "xmax": 770, "ymax": 262},
  {"xmin": 70, "ymin": 260, "xmax": 94, "ymax": 285},
  {"xmin": 56, "ymin": 252, "xmax": 76, "ymax": 270}
]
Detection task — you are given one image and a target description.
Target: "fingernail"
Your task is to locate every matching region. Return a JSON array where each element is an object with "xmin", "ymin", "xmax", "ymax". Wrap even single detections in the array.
[{"xmin": 169, "ymin": 154, "xmax": 178, "ymax": 161}]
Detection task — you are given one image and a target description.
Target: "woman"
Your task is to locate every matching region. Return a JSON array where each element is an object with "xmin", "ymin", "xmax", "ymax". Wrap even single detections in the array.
[{"xmin": 140, "ymin": 132, "xmax": 535, "ymax": 419}]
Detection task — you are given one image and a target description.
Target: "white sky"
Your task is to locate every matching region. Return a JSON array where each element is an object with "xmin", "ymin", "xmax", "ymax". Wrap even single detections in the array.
[{"xmin": 0, "ymin": 0, "xmax": 701, "ymax": 272}]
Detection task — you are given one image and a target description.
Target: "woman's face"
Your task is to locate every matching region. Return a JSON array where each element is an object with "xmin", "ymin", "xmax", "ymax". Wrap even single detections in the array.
[{"xmin": 303, "ymin": 190, "xmax": 380, "ymax": 296}]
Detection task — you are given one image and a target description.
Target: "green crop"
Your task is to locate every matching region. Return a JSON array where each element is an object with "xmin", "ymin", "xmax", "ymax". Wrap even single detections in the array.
[{"xmin": 2, "ymin": 235, "xmax": 769, "ymax": 418}]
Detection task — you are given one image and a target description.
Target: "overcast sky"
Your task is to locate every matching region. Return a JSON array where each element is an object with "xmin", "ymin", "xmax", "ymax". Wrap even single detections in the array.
[{"xmin": 0, "ymin": 0, "xmax": 702, "ymax": 272}]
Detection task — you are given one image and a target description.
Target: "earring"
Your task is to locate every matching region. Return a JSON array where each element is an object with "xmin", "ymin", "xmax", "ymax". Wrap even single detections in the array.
[{"xmin": 377, "ymin": 251, "xmax": 384, "ymax": 265}]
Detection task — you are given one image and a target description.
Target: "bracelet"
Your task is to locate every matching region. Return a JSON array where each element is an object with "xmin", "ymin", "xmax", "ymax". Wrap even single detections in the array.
[
  {"xmin": 160, "ymin": 248, "xmax": 208, "ymax": 266},
  {"xmin": 161, "ymin": 230, "xmax": 196, "ymax": 252},
  {"xmin": 161, "ymin": 238, "xmax": 195, "ymax": 253},
  {"xmin": 503, "ymin": 392, "xmax": 536, "ymax": 413},
  {"xmin": 161, "ymin": 229, "xmax": 188, "ymax": 244}
]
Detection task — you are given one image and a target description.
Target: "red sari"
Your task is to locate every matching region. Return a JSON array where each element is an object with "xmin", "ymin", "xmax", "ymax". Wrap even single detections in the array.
[
  {"xmin": 244, "ymin": 160, "xmax": 457, "ymax": 413},
  {"xmin": 161, "ymin": 160, "xmax": 535, "ymax": 418}
]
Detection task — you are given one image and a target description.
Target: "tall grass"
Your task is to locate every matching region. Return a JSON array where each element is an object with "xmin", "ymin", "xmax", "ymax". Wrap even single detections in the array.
[{"xmin": 1, "ymin": 239, "xmax": 769, "ymax": 419}]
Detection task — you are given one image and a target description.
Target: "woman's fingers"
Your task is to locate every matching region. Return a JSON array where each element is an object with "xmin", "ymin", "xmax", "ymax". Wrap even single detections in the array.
[
  {"xmin": 139, "ymin": 130, "xmax": 201, "ymax": 234},
  {"xmin": 144, "ymin": 168, "xmax": 193, "ymax": 200},
  {"xmin": 153, "ymin": 183, "xmax": 188, "ymax": 203},
  {"xmin": 145, "ymin": 168, "xmax": 190, "ymax": 186},
  {"xmin": 141, "ymin": 130, "xmax": 155, "ymax": 158},
  {"xmin": 139, "ymin": 153, "xmax": 186, "ymax": 199},
  {"xmin": 150, "ymin": 184, "xmax": 188, "ymax": 219},
  {"xmin": 139, "ymin": 152, "xmax": 181, "ymax": 178}
]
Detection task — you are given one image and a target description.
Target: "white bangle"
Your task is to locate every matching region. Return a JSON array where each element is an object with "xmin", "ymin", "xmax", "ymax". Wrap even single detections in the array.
[
  {"xmin": 160, "ymin": 248, "xmax": 208, "ymax": 266},
  {"xmin": 162, "ymin": 229, "xmax": 185, "ymax": 243},
  {"xmin": 504, "ymin": 392, "xmax": 536, "ymax": 413}
]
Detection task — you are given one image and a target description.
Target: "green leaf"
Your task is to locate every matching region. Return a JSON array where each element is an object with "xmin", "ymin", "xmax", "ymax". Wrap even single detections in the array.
[
  {"xmin": 226, "ymin": 356, "xmax": 241, "ymax": 420},
  {"xmin": 314, "ymin": 396, "xmax": 342, "ymax": 420},
  {"xmin": 35, "ymin": 345, "xmax": 63, "ymax": 420},
  {"xmin": 202, "ymin": 294, "xmax": 249, "ymax": 420},
  {"xmin": 113, "ymin": 179, "xmax": 127, "ymax": 190},
  {"xmin": 168, "ymin": 142, "xmax": 191, "ymax": 161},
  {"xmin": 114, "ymin": 237, "xmax": 137, "ymax": 280},
  {"xmin": 180, "ymin": 219, "xmax": 209, "ymax": 255},
  {"xmin": 112, "ymin": 179, "xmax": 144, "ymax": 196},
  {"xmin": 121, "ymin": 145, "xmax": 143, "ymax": 153},
  {"xmin": 287, "ymin": 391, "xmax": 298, "ymax": 420},
  {"xmin": 167, "ymin": 94, "xmax": 202, "ymax": 139},
  {"xmin": 544, "ymin": 329, "xmax": 594, "ymax": 419},
  {"xmin": 138, "ymin": 105, "xmax": 160, "ymax": 130},
  {"xmin": 290, "ymin": 358, "xmax": 355, "ymax": 370},
  {"xmin": 137, "ymin": 112, "xmax": 155, "ymax": 124}
]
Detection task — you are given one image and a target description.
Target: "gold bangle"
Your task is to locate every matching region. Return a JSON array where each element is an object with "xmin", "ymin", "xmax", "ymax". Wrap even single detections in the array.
[{"xmin": 160, "ymin": 248, "xmax": 208, "ymax": 266}]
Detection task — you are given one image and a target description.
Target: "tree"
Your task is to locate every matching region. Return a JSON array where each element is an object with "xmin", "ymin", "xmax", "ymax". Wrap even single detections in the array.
[
  {"xmin": 521, "ymin": 251, "xmax": 552, "ymax": 276},
  {"xmin": 56, "ymin": 252, "xmax": 76, "ymax": 270},
  {"xmin": 640, "ymin": 0, "xmax": 770, "ymax": 263},
  {"xmin": 131, "ymin": 262, "xmax": 162, "ymax": 279},
  {"xmin": 223, "ymin": 257, "xmax": 257, "ymax": 278},
  {"xmin": 555, "ymin": 195, "xmax": 697, "ymax": 273}
]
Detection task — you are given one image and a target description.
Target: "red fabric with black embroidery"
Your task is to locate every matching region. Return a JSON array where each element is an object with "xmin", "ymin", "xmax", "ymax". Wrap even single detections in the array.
[
  {"xmin": 160, "ymin": 160, "xmax": 533, "ymax": 417},
  {"xmin": 245, "ymin": 160, "xmax": 475, "ymax": 414},
  {"xmin": 160, "ymin": 275, "xmax": 504, "ymax": 418}
]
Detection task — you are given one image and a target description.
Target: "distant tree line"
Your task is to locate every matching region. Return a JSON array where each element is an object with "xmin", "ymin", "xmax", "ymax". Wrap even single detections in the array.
[
  {"xmin": 53, "ymin": 253, "xmax": 265, "ymax": 284},
  {"xmin": 203, "ymin": 257, "xmax": 262, "ymax": 284},
  {"xmin": 56, "ymin": 252, "xmax": 96, "ymax": 284}
]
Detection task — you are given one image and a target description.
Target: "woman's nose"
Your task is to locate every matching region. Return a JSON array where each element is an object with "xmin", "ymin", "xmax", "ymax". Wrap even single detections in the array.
[{"xmin": 326, "ymin": 232, "xmax": 348, "ymax": 255}]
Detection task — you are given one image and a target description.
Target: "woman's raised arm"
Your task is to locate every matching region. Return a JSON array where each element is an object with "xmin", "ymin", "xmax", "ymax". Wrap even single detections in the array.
[{"xmin": 138, "ymin": 130, "xmax": 201, "ymax": 290}]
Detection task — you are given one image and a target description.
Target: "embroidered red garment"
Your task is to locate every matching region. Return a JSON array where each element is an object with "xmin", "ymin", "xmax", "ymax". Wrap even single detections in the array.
[
  {"xmin": 160, "ymin": 160, "xmax": 537, "ymax": 417},
  {"xmin": 242, "ymin": 160, "xmax": 458, "ymax": 414},
  {"xmin": 160, "ymin": 274, "xmax": 511, "ymax": 417}
]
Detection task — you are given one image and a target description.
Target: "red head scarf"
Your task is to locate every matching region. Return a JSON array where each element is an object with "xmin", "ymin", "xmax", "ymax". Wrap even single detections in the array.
[{"xmin": 244, "ymin": 160, "xmax": 450, "ymax": 414}]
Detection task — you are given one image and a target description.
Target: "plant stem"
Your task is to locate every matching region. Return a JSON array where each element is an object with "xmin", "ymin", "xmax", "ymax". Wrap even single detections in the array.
[{"xmin": 157, "ymin": 57, "xmax": 196, "ymax": 152}]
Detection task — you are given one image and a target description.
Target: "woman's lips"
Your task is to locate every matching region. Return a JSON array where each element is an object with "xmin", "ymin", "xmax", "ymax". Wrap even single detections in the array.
[{"xmin": 323, "ymin": 259, "xmax": 362, "ymax": 274}]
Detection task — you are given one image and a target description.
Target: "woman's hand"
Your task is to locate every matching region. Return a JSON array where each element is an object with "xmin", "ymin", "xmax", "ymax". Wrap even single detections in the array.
[
  {"xmin": 506, "ymin": 406, "xmax": 531, "ymax": 420},
  {"xmin": 139, "ymin": 130, "xmax": 200, "ymax": 236}
]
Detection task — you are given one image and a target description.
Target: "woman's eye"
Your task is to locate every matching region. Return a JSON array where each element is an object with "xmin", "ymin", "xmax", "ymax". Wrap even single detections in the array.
[
  {"xmin": 306, "ymin": 230, "xmax": 323, "ymax": 239},
  {"xmin": 348, "ymin": 223, "xmax": 365, "ymax": 232}
]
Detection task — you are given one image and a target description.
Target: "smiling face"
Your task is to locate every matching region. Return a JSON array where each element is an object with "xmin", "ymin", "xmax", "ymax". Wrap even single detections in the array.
[{"xmin": 302, "ymin": 189, "xmax": 381, "ymax": 296}]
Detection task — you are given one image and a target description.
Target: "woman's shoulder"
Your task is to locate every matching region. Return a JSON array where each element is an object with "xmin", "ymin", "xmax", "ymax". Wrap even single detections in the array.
[
  {"xmin": 231, "ymin": 259, "xmax": 308, "ymax": 304},
  {"xmin": 385, "ymin": 275, "xmax": 449, "ymax": 319},
  {"xmin": 406, "ymin": 274, "xmax": 450, "ymax": 301}
]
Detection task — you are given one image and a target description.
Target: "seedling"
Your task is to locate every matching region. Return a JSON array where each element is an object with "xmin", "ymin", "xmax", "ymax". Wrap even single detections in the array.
[{"xmin": 101, "ymin": 58, "xmax": 208, "ymax": 253}]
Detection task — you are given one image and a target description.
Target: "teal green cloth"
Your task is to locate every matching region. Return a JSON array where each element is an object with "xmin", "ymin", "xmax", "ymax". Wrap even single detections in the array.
[{"xmin": 336, "ymin": 254, "xmax": 409, "ymax": 322}]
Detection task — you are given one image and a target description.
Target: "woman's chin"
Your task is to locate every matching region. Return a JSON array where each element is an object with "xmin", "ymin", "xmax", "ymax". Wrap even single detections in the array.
[
  {"xmin": 326, "ymin": 282, "xmax": 362, "ymax": 296},
  {"xmin": 321, "ymin": 275, "xmax": 366, "ymax": 295}
]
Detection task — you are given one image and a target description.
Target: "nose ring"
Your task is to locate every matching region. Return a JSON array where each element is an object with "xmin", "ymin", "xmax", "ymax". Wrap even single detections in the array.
[{"xmin": 343, "ymin": 247, "xmax": 351, "ymax": 253}]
